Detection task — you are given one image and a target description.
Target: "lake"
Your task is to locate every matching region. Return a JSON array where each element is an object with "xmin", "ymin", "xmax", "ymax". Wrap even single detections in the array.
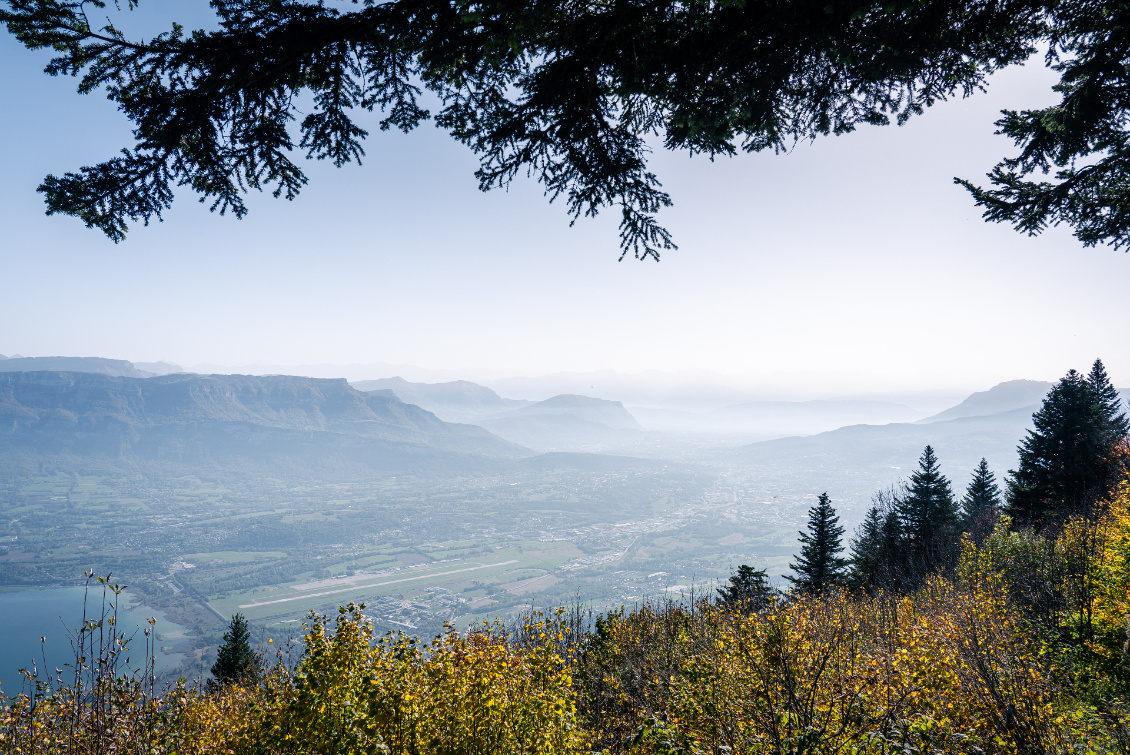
[{"xmin": 0, "ymin": 586, "xmax": 190, "ymax": 695}]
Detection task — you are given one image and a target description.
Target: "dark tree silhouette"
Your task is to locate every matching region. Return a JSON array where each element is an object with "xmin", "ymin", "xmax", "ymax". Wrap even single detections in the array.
[
  {"xmin": 1007, "ymin": 363, "xmax": 1128, "ymax": 531},
  {"xmin": 898, "ymin": 445, "xmax": 959, "ymax": 575},
  {"xmin": 848, "ymin": 486, "xmax": 905, "ymax": 590},
  {"xmin": 786, "ymin": 492, "xmax": 847, "ymax": 594},
  {"xmin": 717, "ymin": 565, "xmax": 774, "ymax": 612},
  {"xmin": 13, "ymin": 0, "xmax": 1130, "ymax": 256},
  {"xmin": 961, "ymin": 458, "xmax": 1001, "ymax": 542},
  {"xmin": 211, "ymin": 613, "xmax": 259, "ymax": 687}
]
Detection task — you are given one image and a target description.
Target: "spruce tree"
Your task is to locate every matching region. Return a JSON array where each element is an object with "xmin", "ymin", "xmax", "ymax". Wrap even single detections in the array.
[
  {"xmin": 1007, "ymin": 364, "xmax": 1128, "ymax": 530},
  {"xmin": 880, "ymin": 509, "xmax": 906, "ymax": 586},
  {"xmin": 897, "ymin": 445, "xmax": 959, "ymax": 575},
  {"xmin": 961, "ymin": 458, "xmax": 1001, "ymax": 541},
  {"xmin": 717, "ymin": 565, "xmax": 774, "ymax": 611},
  {"xmin": 848, "ymin": 486, "xmax": 905, "ymax": 589},
  {"xmin": 211, "ymin": 613, "xmax": 259, "ymax": 687},
  {"xmin": 786, "ymin": 492, "xmax": 847, "ymax": 594},
  {"xmin": 1088, "ymin": 359, "xmax": 1129, "ymax": 438},
  {"xmin": 1088, "ymin": 359, "xmax": 1130, "ymax": 491},
  {"xmin": 848, "ymin": 506, "xmax": 884, "ymax": 589}
]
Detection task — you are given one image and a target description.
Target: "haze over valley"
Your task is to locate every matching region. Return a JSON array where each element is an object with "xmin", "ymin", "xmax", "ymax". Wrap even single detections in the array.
[{"xmin": 4, "ymin": 352, "xmax": 1121, "ymax": 685}]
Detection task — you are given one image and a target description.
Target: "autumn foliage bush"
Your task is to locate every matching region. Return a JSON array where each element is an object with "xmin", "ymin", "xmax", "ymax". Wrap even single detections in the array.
[{"xmin": 4, "ymin": 484, "xmax": 1130, "ymax": 754}]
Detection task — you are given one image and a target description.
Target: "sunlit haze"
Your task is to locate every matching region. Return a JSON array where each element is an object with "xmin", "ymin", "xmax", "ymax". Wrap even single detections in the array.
[{"xmin": 1, "ymin": 3, "xmax": 1126, "ymax": 398}]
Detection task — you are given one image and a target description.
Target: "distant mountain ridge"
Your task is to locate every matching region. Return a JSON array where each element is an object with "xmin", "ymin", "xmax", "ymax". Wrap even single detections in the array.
[
  {"xmin": 507, "ymin": 394, "xmax": 642, "ymax": 430},
  {"xmin": 352, "ymin": 378, "xmax": 643, "ymax": 452},
  {"xmin": 917, "ymin": 380, "xmax": 1054, "ymax": 423},
  {"xmin": 478, "ymin": 394, "xmax": 645, "ymax": 452},
  {"xmin": 350, "ymin": 376, "xmax": 527, "ymax": 418},
  {"xmin": 0, "ymin": 356, "xmax": 154, "ymax": 378},
  {"xmin": 0, "ymin": 372, "xmax": 528, "ymax": 475},
  {"xmin": 732, "ymin": 407, "xmax": 1038, "ymax": 522}
]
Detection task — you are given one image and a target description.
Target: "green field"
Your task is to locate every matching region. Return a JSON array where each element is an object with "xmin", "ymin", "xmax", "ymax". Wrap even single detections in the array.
[{"xmin": 0, "ymin": 459, "xmax": 811, "ymax": 660}]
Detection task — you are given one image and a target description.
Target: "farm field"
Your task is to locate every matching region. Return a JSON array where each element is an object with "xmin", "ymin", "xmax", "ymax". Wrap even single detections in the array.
[{"xmin": 0, "ymin": 456, "xmax": 808, "ymax": 666}]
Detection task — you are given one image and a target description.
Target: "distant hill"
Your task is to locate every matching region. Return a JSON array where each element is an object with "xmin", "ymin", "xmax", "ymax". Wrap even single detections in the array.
[
  {"xmin": 918, "ymin": 380, "xmax": 1053, "ymax": 423},
  {"xmin": 0, "ymin": 356, "xmax": 153, "ymax": 378},
  {"xmin": 0, "ymin": 372, "xmax": 529, "ymax": 477},
  {"xmin": 731, "ymin": 408, "xmax": 1035, "ymax": 523},
  {"xmin": 133, "ymin": 361, "xmax": 185, "ymax": 376},
  {"xmin": 349, "ymin": 380, "xmax": 648, "ymax": 452},
  {"xmin": 708, "ymin": 399, "xmax": 921, "ymax": 434},
  {"xmin": 351, "ymin": 376, "xmax": 527, "ymax": 421},
  {"xmin": 478, "ymin": 395, "xmax": 644, "ymax": 452},
  {"xmin": 507, "ymin": 394, "xmax": 642, "ymax": 430}
]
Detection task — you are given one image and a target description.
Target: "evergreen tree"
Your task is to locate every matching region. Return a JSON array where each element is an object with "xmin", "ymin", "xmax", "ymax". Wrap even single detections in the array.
[
  {"xmin": 897, "ymin": 445, "xmax": 959, "ymax": 575},
  {"xmin": 847, "ymin": 486, "xmax": 905, "ymax": 590},
  {"xmin": 786, "ymin": 492, "xmax": 847, "ymax": 594},
  {"xmin": 211, "ymin": 613, "xmax": 259, "ymax": 687},
  {"xmin": 717, "ymin": 565, "xmax": 774, "ymax": 612},
  {"xmin": 961, "ymin": 458, "xmax": 1001, "ymax": 541},
  {"xmin": 848, "ymin": 506, "xmax": 884, "ymax": 589},
  {"xmin": 1089, "ymin": 359, "xmax": 1129, "ymax": 430},
  {"xmin": 1088, "ymin": 359, "xmax": 1130, "ymax": 480},
  {"xmin": 880, "ymin": 509, "xmax": 906, "ymax": 585},
  {"xmin": 1007, "ymin": 364, "xmax": 1128, "ymax": 530}
]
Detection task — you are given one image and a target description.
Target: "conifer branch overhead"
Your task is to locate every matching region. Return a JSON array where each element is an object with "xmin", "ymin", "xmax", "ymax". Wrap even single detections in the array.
[{"xmin": 2, "ymin": 0, "xmax": 1068, "ymax": 258}]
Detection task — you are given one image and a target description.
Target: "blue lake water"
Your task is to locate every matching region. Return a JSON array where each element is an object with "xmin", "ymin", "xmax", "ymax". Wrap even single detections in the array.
[{"xmin": 0, "ymin": 586, "xmax": 189, "ymax": 695}]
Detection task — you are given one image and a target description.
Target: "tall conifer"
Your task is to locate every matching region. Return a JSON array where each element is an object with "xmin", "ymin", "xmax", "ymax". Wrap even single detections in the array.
[
  {"xmin": 848, "ymin": 486, "xmax": 904, "ymax": 589},
  {"xmin": 1088, "ymin": 359, "xmax": 1130, "ymax": 439},
  {"xmin": 961, "ymin": 458, "xmax": 1001, "ymax": 541},
  {"xmin": 211, "ymin": 613, "xmax": 259, "ymax": 687},
  {"xmin": 786, "ymin": 492, "xmax": 847, "ymax": 594},
  {"xmin": 1007, "ymin": 363, "xmax": 1128, "ymax": 530},
  {"xmin": 897, "ymin": 446, "xmax": 958, "ymax": 575},
  {"xmin": 848, "ymin": 507, "xmax": 884, "ymax": 589}
]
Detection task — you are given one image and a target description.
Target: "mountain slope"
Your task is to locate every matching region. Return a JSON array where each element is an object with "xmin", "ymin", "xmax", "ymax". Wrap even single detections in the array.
[
  {"xmin": 350, "ymin": 376, "xmax": 527, "ymax": 421},
  {"xmin": 0, "ymin": 372, "xmax": 529, "ymax": 475},
  {"xmin": 507, "ymin": 394, "xmax": 642, "ymax": 430},
  {"xmin": 731, "ymin": 408, "xmax": 1036, "ymax": 519},
  {"xmin": 478, "ymin": 395, "xmax": 644, "ymax": 452},
  {"xmin": 918, "ymin": 380, "xmax": 1053, "ymax": 423},
  {"xmin": 707, "ymin": 399, "xmax": 921, "ymax": 435}
]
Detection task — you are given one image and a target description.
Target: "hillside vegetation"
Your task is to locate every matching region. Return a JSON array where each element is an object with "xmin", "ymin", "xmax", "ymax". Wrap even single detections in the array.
[{"xmin": 2, "ymin": 481, "xmax": 1129, "ymax": 753}]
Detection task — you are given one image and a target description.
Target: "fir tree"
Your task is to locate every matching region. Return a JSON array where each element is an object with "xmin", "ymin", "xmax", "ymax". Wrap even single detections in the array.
[
  {"xmin": 1007, "ymin": 364, "xmax": 1128, "ymax": 530},
  {"xmin": 717, "ymin": 565, "xmax": 774, "ymax": 612},
  {"xmin": 880, "ymin": 509, "xmax": 906, "ymax": 585},
  {"xmin": 848, "ymin": 486, "xmax": 905, "ymax": 590},
  {"xmin": 211, "ymin": 613, "xmax": 259, "ymax": 687},
  {"xmin": 1088, "ymin": 359, "xmax": 1130, "ymax": 476},
  {"xmin": 897, "ymin": 445, "xmax": 959, "ymax": 575},
  {"xmin": 786, "ymin": 492, "xmax": 847, "ymax": 594},
  {"xmin": 848, "ymin": 506, "xmax": 884, "ymax": 589},
  {"xmin": 961, "ymin": 458, "xmax": 1001, "ymax": 541}
]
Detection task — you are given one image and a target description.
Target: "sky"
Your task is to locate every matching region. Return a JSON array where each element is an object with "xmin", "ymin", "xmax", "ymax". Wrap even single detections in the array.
[{"xmin": 1, "ymin": 5, "xmax": 1128, "ymax": 399}]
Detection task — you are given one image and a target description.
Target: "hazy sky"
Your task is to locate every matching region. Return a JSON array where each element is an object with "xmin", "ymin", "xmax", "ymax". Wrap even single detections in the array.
[{"xmin": 2, "ymin": 6, "xmax": 1127, "ymax": 397}]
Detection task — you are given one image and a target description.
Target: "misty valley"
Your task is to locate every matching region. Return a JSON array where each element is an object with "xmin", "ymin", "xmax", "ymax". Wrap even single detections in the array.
[{"xmin": 1, "ymin": 356, "xmax": 1100, "ymax": 687}]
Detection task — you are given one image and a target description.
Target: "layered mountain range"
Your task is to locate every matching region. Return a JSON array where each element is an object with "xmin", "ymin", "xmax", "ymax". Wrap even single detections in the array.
[
  {"xmin": 353, "ymin": 378, "xmax": 643, "ymax": 452},
  {"xmin": 3, "ymin": 357, "xmax": 1125, "ymax": 493},
  {"xmin": 0, "ymin": 371, "xmax": 527, "ymax": 476}
]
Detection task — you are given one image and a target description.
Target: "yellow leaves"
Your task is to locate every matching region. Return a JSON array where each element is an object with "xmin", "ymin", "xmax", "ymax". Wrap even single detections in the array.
[{"xmin": 572, "ymin": 583, "xmax": 1074, "ymax": 755}]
